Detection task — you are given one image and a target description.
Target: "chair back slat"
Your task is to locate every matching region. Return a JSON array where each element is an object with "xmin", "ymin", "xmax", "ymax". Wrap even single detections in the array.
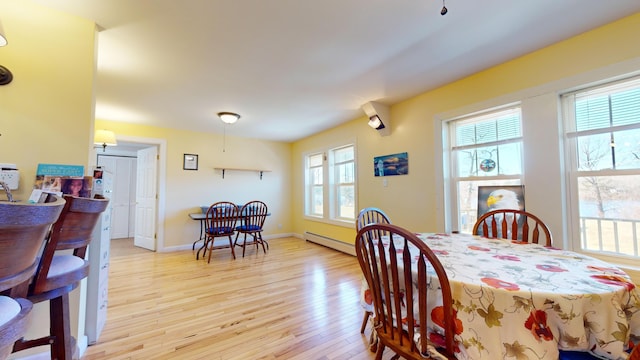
[
  {"xmin": 473, "ymin": 209, "xmax": 553, "ymax": 246},
  {"xmin": 356, "ymin": 223, "xmax": 456, "ymax": 359},
  {"xmin": 205, "ymin": 201, "xmax": 239, "ymax": 235},
  {"xmin": 356, "ymin": 207, "xmax": 391, "ymax": 231},
  {"xmin": 0, "ymin": 195, "xmax": 66, "ymax": 294},
  {"xmin": 240, "ymin": 201, "xmax": 268, "ymax": 230}
]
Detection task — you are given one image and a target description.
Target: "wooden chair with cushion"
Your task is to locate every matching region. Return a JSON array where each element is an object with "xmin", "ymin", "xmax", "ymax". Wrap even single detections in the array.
[
  {"xmin": 559, "ymin": 341, "xmax": 640, "ymax": 359},
  {"xmin": 0, "ymin": 195, "xmax": 65, "ymax": 360},
  {"xmin": 203, "ymin": 201, "xmax": 239, "ymax": 263},
  {"xmin": 355, "ymin": 223, "xmax": 457, "ymax": 360},
  {"xmin": 472, "ymin": 209, "xmax": 553, "ymax": 246},
  {"xmin": 12, "ymin": 195, "xmax": 109, "ymax": 360},
  {"xmin": 356, "ymin": 207, "xmax": 392, "ymax": 335},
  {"xmin": 234, "ymin": 200, "xmax": 268, "ymax": 257}
]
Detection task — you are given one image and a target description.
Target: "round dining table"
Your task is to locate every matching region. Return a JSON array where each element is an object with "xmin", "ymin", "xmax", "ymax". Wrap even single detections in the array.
[{"xmin": 360, "ymin": 232, "xmax": 640, "ymax": 360}]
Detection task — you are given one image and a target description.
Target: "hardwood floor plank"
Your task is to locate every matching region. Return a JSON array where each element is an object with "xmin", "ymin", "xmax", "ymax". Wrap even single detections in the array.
[{"xmin": 82, "ymin": 237, "xmax": 397, "ymax": 359}]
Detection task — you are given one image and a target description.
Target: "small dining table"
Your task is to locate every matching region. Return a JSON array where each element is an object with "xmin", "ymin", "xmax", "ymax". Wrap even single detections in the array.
[
  {"xmin": 360, "ymin": 232, "xmax": 640, "ymax": 360},
  {"xmin": 189, "ymin": 207, "xmax": 271, "ymax": 259}
]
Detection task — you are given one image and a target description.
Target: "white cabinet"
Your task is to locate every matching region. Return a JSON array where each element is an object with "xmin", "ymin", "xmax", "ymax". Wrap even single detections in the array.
[{"xmin": 86, "ymin": 171, "xmax": 113, "ymax": 345}]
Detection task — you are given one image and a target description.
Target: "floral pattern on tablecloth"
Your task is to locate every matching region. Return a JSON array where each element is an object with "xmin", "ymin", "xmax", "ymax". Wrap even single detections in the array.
[{"xmin": 361, "ymin": 232, "xmax": 640, "ymax": 360}]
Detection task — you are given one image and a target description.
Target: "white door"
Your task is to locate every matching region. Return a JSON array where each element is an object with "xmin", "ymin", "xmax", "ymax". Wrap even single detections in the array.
[
  {"xmin": 134, "ymin": 146, "xmax": 158, "ymax": 250},
  {"xmin": 97, "ymin": 156, "xmax": 134, "ymax": 239}
]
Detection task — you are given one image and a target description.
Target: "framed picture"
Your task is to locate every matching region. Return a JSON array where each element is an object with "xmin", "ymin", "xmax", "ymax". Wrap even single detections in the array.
[
  {"xmin": 477, "ymin": 185, "xmax": 525, "ymax": 218},
  {"xmin": 183, "ymin": 154, "xmax": 198, "ymax": 171},
  {"xmin": 373, "ymin": 152, "xmax": 408, "ymax": 177}
]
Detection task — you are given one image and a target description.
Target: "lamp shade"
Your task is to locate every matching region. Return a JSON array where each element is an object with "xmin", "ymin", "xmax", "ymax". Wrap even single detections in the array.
[
  {"xmin": 0, "ymin": 19, "xmax": 7, "ymax": 47},
  {"xmin": 217, "ymin": 112, "xmax": 240, "ymax": 124},
  {"xmin": 94, "ymin": 130, "xmax": 117, "ymax": 147}
]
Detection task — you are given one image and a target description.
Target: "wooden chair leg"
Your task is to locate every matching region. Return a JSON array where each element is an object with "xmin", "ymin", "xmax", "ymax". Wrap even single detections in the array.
[
  {"xmin": 50, "ymin": 293, "xmax": 73, "ymax": 360},
  {"xmin": 258, "ymin": 233, "xmax": 266, "ymax": 253},
  {"xmin": 242, "ymin": 233, "xmax": 248, "ymax": 257},
  {"xmin": 207, "ymin": 240, "xmax": 214, "ymax": 263},
  {"xmin": 375, "ymin": 342, "xmax": 385, "ymax": 360},
  {"xmin": 228, "ymin": 235, "xmax": 236, "ymax": 259},
  {"xmin": 360, "ymin": 310, "xmax": 371, "ymax": 333}
]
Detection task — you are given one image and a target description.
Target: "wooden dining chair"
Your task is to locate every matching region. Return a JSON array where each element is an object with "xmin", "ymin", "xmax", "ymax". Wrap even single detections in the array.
[
  {"xmin": 356, "ymin": 207, "xmax": 392, "ymax": 335},
  {"xmin": 12, "ymin": 195, "xmax": 109, "ymax": 360},
  {"xmin": 234, "ymin": 200, "xmax": 268, "ymax": 257},
  {"xmin": 472, "ymin": 209, "xmax": 553, "ymax": 246},
  {"xmin": 203, "ymin": 201, "xmax": 239, "ymax": 262},
  {"xmin": 559, "ymin": 342, "xmax": 640, "ymax": 360},
  {"xmin": 355, "ymin": 223, "xmax": 457, "ymax": 360},
  {"xmin": 0, "ymin": 195, "xmax": 65, "ymax": 360}
]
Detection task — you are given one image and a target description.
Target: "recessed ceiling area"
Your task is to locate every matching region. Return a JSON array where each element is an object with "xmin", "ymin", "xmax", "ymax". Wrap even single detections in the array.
[{"xmin": 34, "ymin": 0, "xmax": 640, "ymax": 142}]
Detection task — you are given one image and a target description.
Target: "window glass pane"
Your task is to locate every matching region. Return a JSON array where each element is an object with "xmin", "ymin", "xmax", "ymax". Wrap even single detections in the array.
[
  {"xmin": 575, "ymin": 96, "xmax": 610, "ymax": 132},
  {"xmin": 611, "ymin": 88, "xmax": 640, "ymax": 127},
  {"xmin": 575, "ymin": 87, "xmax": 640, "ymax": 131},
  {"xmin": 309, "ymin": 153, "xmax": 323, "ymax": 167},
  {"xmin": 311, "ymin": 186, "xmax": 323, "ymax": 216},
  {"xmin": 576, "ymin": 133, "xmax": 613, "ymax": 171},
  {"xmin": 455, "ymin": 109, "xmax": 521, "ymax": 147},
  {"xmin": 333, "ymin": 146, "xmax": 354, "ymax": 162},
  {"xmin": 578, "ymin": 175, "xmax": 640, "ymax": 257},
  {"xmin": 456, "ymin": 143, "xmax": 521, "ymax": 177},
  {"xmin": 497, "ymin": 143, "xmax": 522, "ymax": 175},
  {"xmin": 338, "ymin": 185, "xmax": 354, "ymax": 218},
  {"xmin": 457, "ymin": 179, "xmax": 521, "ymax": 234},
  {"xmin": 310, "ymin": 167, "xmax": 323, "ymax": 185},
  {"xmin": 612, "ymin": 129, "xmax": 640, "ymax": 170},
  {"xmin": 336, "ymin": 163, "xmax": 354, "ymax": 183}
]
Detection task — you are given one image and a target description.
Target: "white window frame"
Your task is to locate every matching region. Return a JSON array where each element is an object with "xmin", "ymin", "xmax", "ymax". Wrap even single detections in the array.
[
  {"xmin": 444, "ymin": 105, "xmax": 525, "ymax": 234},
  {"xmin": 562, "ymin": 75, "xmax": 640, "ymax": 267},
  {"xmin": 303, "ymin": 142, "xmax": 356, "ymax": 227}
]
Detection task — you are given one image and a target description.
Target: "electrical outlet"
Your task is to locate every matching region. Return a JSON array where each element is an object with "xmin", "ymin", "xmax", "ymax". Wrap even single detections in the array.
[{"xmin": 0, "ymin": 164, "xmax": 19, "ymax": 190}]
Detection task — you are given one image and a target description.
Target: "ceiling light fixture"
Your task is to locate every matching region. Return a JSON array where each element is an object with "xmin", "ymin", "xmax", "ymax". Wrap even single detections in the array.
[
  {"xmin": 217, "ymin": 112, "xmax": 240, "ymax": 152},
  {"xmin": 94, "ymin": 129, "xmax": 118, "ymax": 152},
  {"xmin": 440, "ymin": 0, "xmax": 448, "ymax": 15},
  {"xmin": 217, "ymin": 112, "xmax": 240, "ymax": 124}
]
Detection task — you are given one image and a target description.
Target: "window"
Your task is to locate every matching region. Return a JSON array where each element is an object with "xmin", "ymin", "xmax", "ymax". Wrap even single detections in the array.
[
  {"xmin": 304, "ymin": 144, "xmax": 356, "ymax": 224},
  {"xmin": 447, "ymin": 107, "xmax": 524, "ymax": 233},
  {"xmin": 563, "ymin": 76, "xmax": 640, "ymax": 260}
]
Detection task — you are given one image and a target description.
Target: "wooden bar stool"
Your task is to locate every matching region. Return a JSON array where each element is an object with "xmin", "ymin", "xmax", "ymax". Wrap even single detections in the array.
[
  {"xmin": 0, "ymin": 195, "xmax": 66, "ymax": 359},
  {"xmin": 12, "ymin": 195, "xmax": 109, "ymax": 360}
]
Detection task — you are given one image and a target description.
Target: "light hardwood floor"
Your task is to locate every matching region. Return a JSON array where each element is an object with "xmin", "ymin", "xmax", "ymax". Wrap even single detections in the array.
[{"xmin": 82, "ymin": 237, "xmax": 396, "ymax": 359}]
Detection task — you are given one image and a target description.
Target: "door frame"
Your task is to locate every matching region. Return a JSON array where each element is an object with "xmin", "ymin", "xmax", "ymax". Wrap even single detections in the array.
[{"xmin": 107, "ymin": 135, "xmax": 167, "ymax": 251}]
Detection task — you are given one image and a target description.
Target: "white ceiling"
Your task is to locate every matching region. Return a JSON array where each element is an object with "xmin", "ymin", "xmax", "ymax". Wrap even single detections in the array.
[{"xmin": 34, "ymin": 0, "xmax": 640, "ymax": 142}]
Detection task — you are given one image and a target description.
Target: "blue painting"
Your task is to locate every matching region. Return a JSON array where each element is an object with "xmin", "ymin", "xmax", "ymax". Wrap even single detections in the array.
[{"xmin": 374, "ymin": 152, "xmax": 408, "ymax": 177}]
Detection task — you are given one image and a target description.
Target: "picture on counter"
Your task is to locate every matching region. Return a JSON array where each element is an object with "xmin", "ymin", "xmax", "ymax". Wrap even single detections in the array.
[
  {"xmin": 34, "ymin": 175, "xmax": 93, "ymax": 198},
  {"xmin": 183, "ymin": 153, "xmax": 198, "ymax": 170},
  {"xmin": 373, "ymin": 152, "xmax": 408, "ymax": 177}
]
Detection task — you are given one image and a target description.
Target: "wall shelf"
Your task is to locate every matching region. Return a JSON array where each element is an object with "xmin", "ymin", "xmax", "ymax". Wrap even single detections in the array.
[{"xmin": 214, "ymin": 167, "xmax": 271, "ymax": 180}]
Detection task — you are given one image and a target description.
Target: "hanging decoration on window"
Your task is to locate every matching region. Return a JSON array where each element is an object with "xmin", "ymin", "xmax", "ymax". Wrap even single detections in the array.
[{"xmin": 479, "ymin": 158, "xmax": 496, "ymax": 172}]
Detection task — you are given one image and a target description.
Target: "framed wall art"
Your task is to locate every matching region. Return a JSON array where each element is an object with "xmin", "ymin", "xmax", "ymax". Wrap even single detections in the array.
[
  {"xmin": 373, "ymin": 152, "xmax": 408, "ymax": 177},
  {"xmin": 183, "ymin": 153, "xmax": 199, "ymax": 171}
]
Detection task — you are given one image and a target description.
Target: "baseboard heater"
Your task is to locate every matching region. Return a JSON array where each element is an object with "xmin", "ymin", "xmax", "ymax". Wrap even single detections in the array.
[{"xmin": 303, "ymin": 231, "xmax": 355, "ymax": 256}]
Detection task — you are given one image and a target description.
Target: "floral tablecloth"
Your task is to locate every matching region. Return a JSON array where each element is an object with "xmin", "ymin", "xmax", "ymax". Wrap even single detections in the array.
[{"xmin": 360, "ymin": 232, "xmax": 640, "ymax": 359}]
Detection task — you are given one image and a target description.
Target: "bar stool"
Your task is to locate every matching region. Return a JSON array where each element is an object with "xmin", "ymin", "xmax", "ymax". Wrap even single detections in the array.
[
  {"xmin": 12, "ymin": 195, "xmax": 109, "ymax": 360},
  {"xmin": 0, "ymin": 195, "xmax": 66, "ymax": 359}
]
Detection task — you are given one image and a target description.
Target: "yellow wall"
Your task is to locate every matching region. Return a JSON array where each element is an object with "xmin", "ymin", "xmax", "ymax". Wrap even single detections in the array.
[
  {"xmin": 0, "ymin": 1, "xmax": 96, "ymax": 198},
  {"xmin": 0, "ymin": 1, "xmax": 97, "ymax": 358},
  {"xmin": 95, "ymin": 120, "xmax": 293, "ymax": 249},
  {"xmin": 291, "ymin": 12, "xmax": 640, "ymax": 244}
]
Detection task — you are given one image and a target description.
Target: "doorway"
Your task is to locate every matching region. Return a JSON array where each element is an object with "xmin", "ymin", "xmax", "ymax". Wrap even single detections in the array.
[{"xmin": 96, "ymin": 136, "xmax": 166, "ymax": 251}]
